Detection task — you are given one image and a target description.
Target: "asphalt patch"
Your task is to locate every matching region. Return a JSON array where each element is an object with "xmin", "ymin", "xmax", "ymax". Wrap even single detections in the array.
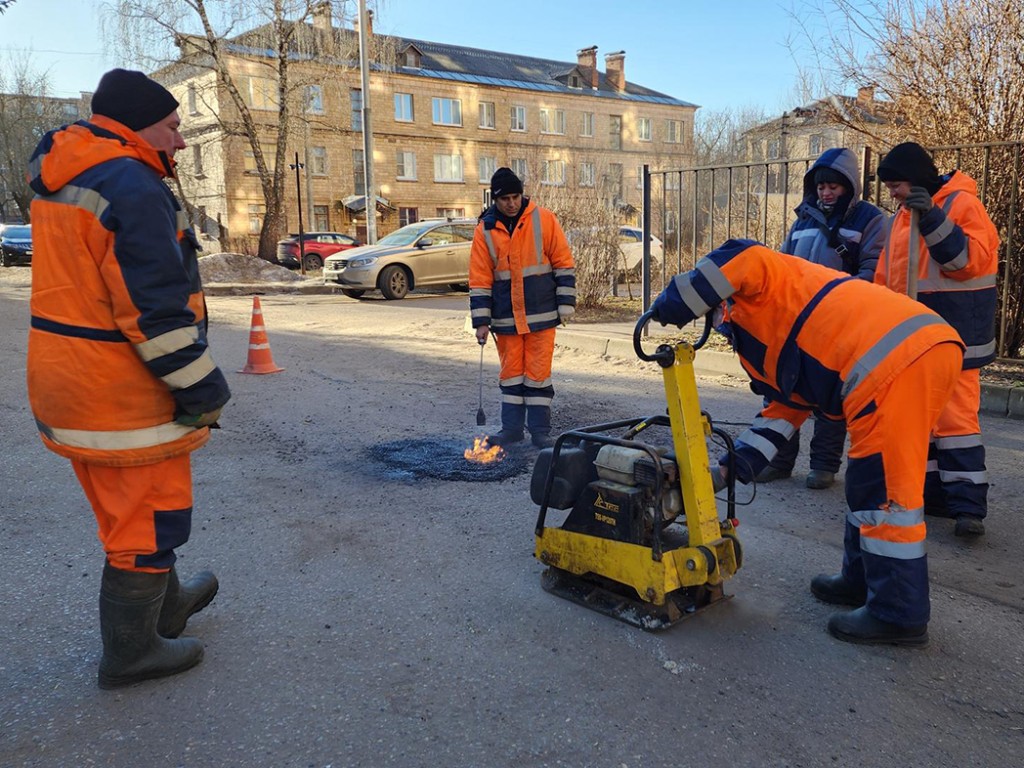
[{"xmin": 369, "ymin": 437, "xmax": 531, "ymax": 482}]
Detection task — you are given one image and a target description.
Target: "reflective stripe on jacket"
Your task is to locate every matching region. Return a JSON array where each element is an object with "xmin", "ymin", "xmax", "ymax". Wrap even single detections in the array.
[
  {"xmin": 469, "ymin": 199, "xmax": 575, "ymax": 335},
  {"xmin": 653, "ymin": 239, "xmax": 963, "ymax": 481},
  {"xmin": 875, "ymin": 171, "xmax": 999, "ymax": 368},
  {"xmin": 26, "ymin": 116, "xmax": 230, "ymax": 466}
]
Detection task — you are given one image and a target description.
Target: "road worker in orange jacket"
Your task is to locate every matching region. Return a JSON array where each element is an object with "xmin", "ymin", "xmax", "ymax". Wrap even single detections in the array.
[
  {"xmin": 874, "ymin": 142, "xmax": 1000, "ymax": 538},
  {"xmin": 470, "ymin": 168, "xmax": 576, "ymax": 448},
  {"xmin": 651, "ymin": 239, "xmax": 963, "ymax": 647},
  {"xmin": 27, "ymin": 70, "xmax": 231, "ymax": 688}
]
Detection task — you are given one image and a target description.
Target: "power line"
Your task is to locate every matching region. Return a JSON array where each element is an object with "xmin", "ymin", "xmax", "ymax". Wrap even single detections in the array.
[{"xmin": 0, "ymin": 46, "xmax": 105, "ymax": 56}]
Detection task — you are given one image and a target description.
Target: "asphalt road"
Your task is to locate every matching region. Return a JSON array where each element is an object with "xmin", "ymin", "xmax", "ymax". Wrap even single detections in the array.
[{"xmin": 1, "ymin": 272, "xmax": 1022, "ymax": 768}]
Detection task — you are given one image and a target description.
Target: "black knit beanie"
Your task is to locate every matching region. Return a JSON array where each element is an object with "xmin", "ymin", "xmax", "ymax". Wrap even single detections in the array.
[
  {"xmin": 490, "ymin": 167, "xmax": 524, "ymax": 198},
  {"xmin": 813, "ymin": 166, "xmax": 848, "ymax": 189},
  {"xmin": 876, "ymin": 142, "xmax": 942, "ymax": 195},
  {"xmin": 91, "ymin": 69, "xmax": 179, "ymax": 132}
]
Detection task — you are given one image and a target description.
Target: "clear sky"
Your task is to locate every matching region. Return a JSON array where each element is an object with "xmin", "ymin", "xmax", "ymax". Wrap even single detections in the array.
[{"xmin": 0, "ymin": 0, "xmax": 816, "ymax": 114}]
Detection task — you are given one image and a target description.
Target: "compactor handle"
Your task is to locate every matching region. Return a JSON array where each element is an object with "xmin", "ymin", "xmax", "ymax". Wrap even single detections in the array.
[{"xmin": 633, "ymin": 310, "xmax": 714, "ymax": 365}]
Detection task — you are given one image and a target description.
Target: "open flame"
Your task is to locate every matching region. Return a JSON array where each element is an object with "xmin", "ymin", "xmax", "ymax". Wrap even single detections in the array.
[{"xmin": 464, "ymin": 437, "xmax": 505, "ymax": 464}]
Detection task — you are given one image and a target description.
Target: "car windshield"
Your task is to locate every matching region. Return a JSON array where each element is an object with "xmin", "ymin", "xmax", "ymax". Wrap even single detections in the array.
[
  {"xmin": 3, "ymin": 226, "xmax": 30, "ymax": 238},
  {"xmin": 376, "ymin": 222, "xmax": 437, "ymax": 246}
]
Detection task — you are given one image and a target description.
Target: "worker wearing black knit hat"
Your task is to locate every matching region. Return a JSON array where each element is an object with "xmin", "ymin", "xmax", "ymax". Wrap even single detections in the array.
[
  {"xmin": 756, "ymin": 147, "xmax": 885, "ymax": 492},
  {"xmin": 91, "ymin": 68, "xmax": 180, "ymax": 133},
  {"xmin": 874, "ymin": 141, "xmax": 999, "ymax": 538},
  {"xmin": 469, "ymin": 167, "xmax": 576, "ymax": 448},
  {"xmin": 27, "ymin": 68, "xmax": 229, "ymax": 687}
]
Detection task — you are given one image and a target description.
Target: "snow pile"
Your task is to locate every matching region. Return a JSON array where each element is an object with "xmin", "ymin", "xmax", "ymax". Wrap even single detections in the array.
[{"xmin": 198, "ymin": 252, "xmax": 303, "ymax": 284}]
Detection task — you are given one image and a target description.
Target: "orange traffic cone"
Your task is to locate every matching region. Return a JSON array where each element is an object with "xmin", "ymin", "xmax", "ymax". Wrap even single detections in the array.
[{"xmin": 238, "ymin": 296, "xmax": 284, "ymax": 374}]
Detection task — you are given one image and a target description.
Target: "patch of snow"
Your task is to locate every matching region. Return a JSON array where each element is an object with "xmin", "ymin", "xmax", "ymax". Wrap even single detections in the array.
[{"xmin": 198, "ymin": 252, "xmax": 304, "ymax": 284}]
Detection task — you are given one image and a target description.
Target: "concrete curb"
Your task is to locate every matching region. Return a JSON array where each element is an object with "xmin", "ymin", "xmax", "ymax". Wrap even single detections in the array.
[{"xmin": 205, "ymin": 282, "xmax": 338, "ymax": 296}]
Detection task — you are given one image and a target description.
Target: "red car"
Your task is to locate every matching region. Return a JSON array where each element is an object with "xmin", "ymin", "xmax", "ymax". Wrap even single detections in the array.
[{"xmin": 275, "ymin": 232, "xmax": 362, "ymax": 270}]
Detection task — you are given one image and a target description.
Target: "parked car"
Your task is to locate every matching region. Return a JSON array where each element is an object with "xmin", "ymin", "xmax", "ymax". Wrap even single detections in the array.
[
  {"xmin": 323, "ymin": 218, "xmax": 477, "ymax": 300},
  {"xmin": 616, "ymin": 225, "xmax": 664, "ymax": 274},
  {"xmin": 0, "ymin": 224, "xmax": 32, "ymax": 267},
  {"xmin": 275, "ymin": 232, "xmax": 362, "ymax": 271}
]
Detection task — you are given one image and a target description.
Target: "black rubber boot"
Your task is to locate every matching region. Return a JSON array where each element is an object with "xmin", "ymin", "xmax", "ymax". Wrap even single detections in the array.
[
  {"xmin": 488, "ymin": 429, "xmax": 524, "ymax": 446},
  {"xmin": 954, "ymin": 515, "xmax": 985, "ymax": 538},
  {"xmin": 755, "ymin": 465, "xmax": 792, "ymax": 483},
  {"xmin": 98, "ymin": 564, "xmax": 204, "ymax": 689},
  {"xmin": 827, "ymin": 606, "xmax": 929, "ymax": 648},
  {"xmin": 490, "ymin": 402, "xmax": 525, "ymax": 446},
  {"xmin": 527, "ymin": 404, "xmax": 553, "ymax": 448},
  {"xmin": 158, "ymin": 567, "xmax": 219, "ymax": 639},
  {"xmin": 805, "ymin": 470, "xmax": 836, "ymax": 489},
  {"xmin": 810, "ymin": 573, "xmax": 868, "ymax": 606}
]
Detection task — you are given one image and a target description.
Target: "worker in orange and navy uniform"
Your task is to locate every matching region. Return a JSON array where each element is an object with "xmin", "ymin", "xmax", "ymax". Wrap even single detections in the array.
[
  {"xmin": 27, "ymin": 69, "xmax": 231, "ymax": 688},
  {"xmin": 470, "ymin": 167, "xmax": 576, "ymax": 449},
  {"xmin": 651, "ymin": 239, "xmax": 963, "ymax": 647},
  {"xmin": 874, "ymin": 142, "xmax": 1000, "ymax": 539}
]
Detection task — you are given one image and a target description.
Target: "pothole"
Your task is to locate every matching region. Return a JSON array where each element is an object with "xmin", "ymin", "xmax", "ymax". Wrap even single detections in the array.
[{"xmin": 368, "ymin": 437, "xmax": 531, "ymax": 481}]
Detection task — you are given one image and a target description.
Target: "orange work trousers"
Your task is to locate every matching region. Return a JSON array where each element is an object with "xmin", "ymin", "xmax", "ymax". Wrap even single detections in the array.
[
  {"xmin": 493, "ymin": 327, "xmax": 556, "ymax": 385},
  {"xmin": 72, "ymin": 454, "xmax": 194, "ymax": 573}
]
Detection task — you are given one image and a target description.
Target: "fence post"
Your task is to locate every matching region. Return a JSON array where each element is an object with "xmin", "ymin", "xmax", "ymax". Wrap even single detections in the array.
[{"xmin": 642, "ymin": 164, "xmax": 651, "ymax": 316}]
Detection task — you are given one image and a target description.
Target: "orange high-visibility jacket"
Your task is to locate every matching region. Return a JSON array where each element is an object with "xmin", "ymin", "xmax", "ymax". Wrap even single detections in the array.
[
  {"xmin": 26, "ymin": 116, "xmax": 230, "ymax": 467},
  {"xmin": 875, "ymin": 171, "xmax": 999, "ymax": 369},
  {"xmin": 469, "ymin": 198, "xmax": 575, "ymax": 335},
  {"xmin": 651, "ymin": 240, "xmax": 963, "ymax": 482}
]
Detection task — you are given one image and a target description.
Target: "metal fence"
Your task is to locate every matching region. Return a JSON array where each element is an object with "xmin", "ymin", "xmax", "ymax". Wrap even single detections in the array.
[{"xmin": 641, "ymin": 141, "xmax": 1024, "ymax": 358}]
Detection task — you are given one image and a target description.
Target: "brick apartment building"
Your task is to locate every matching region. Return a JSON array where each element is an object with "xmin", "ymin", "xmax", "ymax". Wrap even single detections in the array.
[{"xmin": 157, "ymin": 6, "xmax": 697, "ymax": 251}]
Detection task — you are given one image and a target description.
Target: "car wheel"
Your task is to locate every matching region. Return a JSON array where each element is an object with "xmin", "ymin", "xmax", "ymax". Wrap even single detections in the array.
[
  {"xmin": 448, "ymin": 283, "xmax": 470, "ymax": 292},
  {"xmin": 303, "ymin": 254, "xmax": 323, "ymax": 271},
  {"xmin": 341, "ymin": 289, "xmax": 366, "ymax": 299},
  {"xmin": 379, "ymin": 265, "xmax": 409, "ymax": 300},
  {"xmin": 1, "ymin": 251, "xmax": 10, "ymax": 268}
]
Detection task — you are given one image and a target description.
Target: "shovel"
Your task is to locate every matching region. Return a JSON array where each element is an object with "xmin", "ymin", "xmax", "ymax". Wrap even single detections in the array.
[{"xmin": 476, "ymin": 337, "xmax": 487, "ymax": 426}]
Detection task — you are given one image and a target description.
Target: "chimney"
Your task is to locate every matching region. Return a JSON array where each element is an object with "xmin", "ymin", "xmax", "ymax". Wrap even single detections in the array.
[
  {"xmin": 604, "ymin": 51, "xmax": 625, "ymax": 92},
  {"xmin": 353, "ymin": 8, "xmax": 374, "ymax": 38},
  {"xmin": 312, "ymin": 1, "xmax": 332, "ymax": 32},
  {"xmin": 577, "ymin": 46, "xmax": 598, "ymax": 89},
  {"xmin": 857, "ymin": 85, "xmax": 875, "ymax": 106}
]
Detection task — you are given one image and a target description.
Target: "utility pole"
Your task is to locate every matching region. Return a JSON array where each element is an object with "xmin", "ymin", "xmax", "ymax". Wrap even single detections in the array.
[
  {"xmin": 290, "ymin": 152, "xmax": 306, "ymax": 276},
  {"xmin": 357, "ymin": 0, "xmax": 377, "ymax": 244}
]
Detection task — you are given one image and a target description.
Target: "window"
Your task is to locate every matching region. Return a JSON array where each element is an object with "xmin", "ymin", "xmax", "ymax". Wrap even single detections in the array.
[
  {"xmin": 191, "ymin": 144, "xmax": 204, "ymax": 177},
  {"xmin": 397, "ymin": 150, "xmax": 417, "ymax": 180},
  {"xmin": 436, "ymin": 207, "xmax": 465, "ymax": 219},
  {"xmin": 478, "ymin": 101, "xmax": 495, "ymax": 129},
  {"xmin": 240, "ymin": 75, "xmax": 278, "ymax": 110},
  {"xmin": 568, "ymin": 74, "xmax": 582, "ymax": 89},
  {"xmin": 579, "ymin": 162, "xmax": 595, "ymax": 188},
  {"xmin": 767, "ymin": 138, "xmax": 781, "ymax": 160},
  {"xmin": 399, "ymin": 207, "xmax": 419, "ymax": 227},
  {"xmin": 313, "ymin": 205, "xmax": 329, "ymax": 231},
  {"xmin": 403, "ymin": 48, "xmax": 421, "ymax": 68},
  {"xmin": 541, "ymin": 159, "xmax": 566, "ymax": 186},
  {"xmin": 248, "ymin": 204, "xmax": 264, "ymax": 234},
  {"xmin": 609, "ymin": 115, "xmax": 622, "ymax": 150},
  {"xmin": 478, "ymin": 156, "xmax": 497, "ymax": 183},
  {"xmin": 244, "ymin": 145, "xmax": 276, "ymax": 174},
  {"xmin": 540, "ymin": 108, "xmax": 565, "ymax": 135},
  {"xmin": 510, "ymin": 105, "xmax": 526, "ymax": 132},
  {"xmin": 394, "ymin": 93, "xmax": 414, "ymax": 122},
  {"xmin": 432, "ymin": 97, "xmax": 462, "ymax": 126},
  {"xmin": 511, "ymin": 158, "xmax": 528, "ymax": 181},
  {"xmin": 636, "ymin": 165, "xmax": 645, "ymax": 188},
  {"xmin": 608, "ymin": 163, "xmax": 623, "ymax": 199},
  {"xmin": 434, "ymin": 154, "xmax": 464, "ymax": 182},
  {"xmin": 809, "ymin": 134, "xmax": 824, "ymax": 156},
  {"xmin": 581, "ymin": 112, "xmax": 594, "ymax": 138},
  {"xmin": 351, "ymin": 89, "xmax": 363, "ymax": 131},
  {"xmin": 665, "ymin": 172, "xmax": 681, "ymax": 191},
  {"xmin": 61, "ymin": 102, "xmax": 80, "ymax": 121},
  {"xmin": 305, "ymin": 85, "xmax": 324, "ymax": 114},
  {"xmin": 353, "ymin": 149, "xmax": 365, "ymax": 195},
  {"xmin": 637, "ymin": 117, "xmax": 652, "ymax": 141},
  {"xmin": 309, "ymin": 146, "xmax": 327, "ymax": 176},
  {"xmin": 666, "ymin": 119, "xmax": 683, "ymax": 144},
  {"xmin": 665, "ymin": 209, "xmax": 678, "ymax": 235},
  {"xmin": 187, "ymin": 84, "xmax": 198, "ymax": 115}
]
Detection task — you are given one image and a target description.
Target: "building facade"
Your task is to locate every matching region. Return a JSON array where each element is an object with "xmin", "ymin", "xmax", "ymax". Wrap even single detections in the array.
[{"xmin": 159, "ymin": 10, "xmax": 697, "ymax": 251}]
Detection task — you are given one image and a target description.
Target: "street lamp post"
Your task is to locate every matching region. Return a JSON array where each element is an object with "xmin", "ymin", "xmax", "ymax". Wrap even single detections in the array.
[{"xmin": 289, "ymin": 152, "xmax": 306, "ymax": 276}]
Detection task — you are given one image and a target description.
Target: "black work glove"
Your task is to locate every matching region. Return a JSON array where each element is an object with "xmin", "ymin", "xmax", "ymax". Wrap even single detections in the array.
[{"xmin": 905, "ymin": 186, "xmax": 934, "ymax": 213}]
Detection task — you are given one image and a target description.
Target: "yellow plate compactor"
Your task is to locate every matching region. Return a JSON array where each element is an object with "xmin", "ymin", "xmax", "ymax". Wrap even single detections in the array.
[{"xmin": 532, "ymin": 311, "xmax": 742, "ymax": 630}]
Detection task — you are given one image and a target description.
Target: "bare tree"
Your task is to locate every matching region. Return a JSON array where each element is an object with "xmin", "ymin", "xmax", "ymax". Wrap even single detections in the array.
[
  {"xmin": 106, "ymin": 0, "xmax": 376, "ymax": 260},
  {"xmin": 0, "ymin": 54, "xmax": 71, "ymax": 223},
  {"xmin": 0, "ymin": 0, "xmax": 18, "ymax": 13},
  {"xmin": 792, "ymin": 0, "xmax": 1024, "ymax": 356}
]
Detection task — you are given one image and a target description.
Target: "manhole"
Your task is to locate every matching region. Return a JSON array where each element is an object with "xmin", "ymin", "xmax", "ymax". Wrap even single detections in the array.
[{"xmin": 369, "ymin": 437, "xmax": 530, "ymax": 481}]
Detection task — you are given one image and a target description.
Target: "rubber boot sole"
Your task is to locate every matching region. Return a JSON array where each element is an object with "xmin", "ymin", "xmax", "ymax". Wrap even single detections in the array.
[{"xmin": 99, "ymin": 638, "xmax": 204, "ymax": 689}]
